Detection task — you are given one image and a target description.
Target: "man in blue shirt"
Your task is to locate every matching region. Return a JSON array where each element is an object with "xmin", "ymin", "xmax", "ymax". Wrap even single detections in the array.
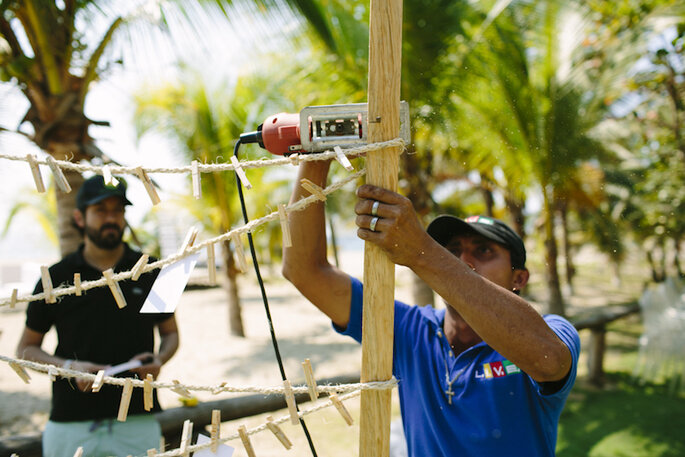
[{"xmin": 282, "ymin": 160, "xmax": 580, "ymax": 456}]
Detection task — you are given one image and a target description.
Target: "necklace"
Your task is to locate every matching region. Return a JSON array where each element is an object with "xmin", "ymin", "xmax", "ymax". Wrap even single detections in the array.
[{"xmin": 438, "ymin": 328, "xmax": 466, "ymax": 405}]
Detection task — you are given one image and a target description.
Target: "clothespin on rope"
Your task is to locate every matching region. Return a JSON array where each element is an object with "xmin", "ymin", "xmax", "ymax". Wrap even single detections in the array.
[
  {"xmin": 146, "ymin": 449, "xmax": 156, "ymax": 457},
  {"xmin": 300, "ymin": 178, "xmax": 327, "ymax": 201},
  {"xmin": 102, "ymin": 164, "xmax": 119, "ymax": 186},
  {"xmin": 266, "ymin": 415, "xmax": 292, "ymax": 450},
  {"xmin": 329, "ymin": 393, "xmax": 354, "ymax": 425},
  {"xmin": 45, "ymin": 156, "xmax": 71, "ymax": 193},
  {"xmin": 26, "ymin": 154, "xmax": 46, "ymax": 193},
  {"xmin": 159, "ymin": 437, "xmax": 165, "ymax": 453},
  {"xmin": 230, "ymin": 156, "xmax": 252, "ymax": 189},
  {"xmin": 238, "ymin": 425, "xmax": 257, "ymax": 457},
  {"xmin": 40, "ymin": 266, "xmax": 56, "ymax": 304},
  {"xmin": 231, "ymin": 232, "xmax": 248, "ymax": 272},
  {"xmin": 143, "ymin": 374, "xmax": 154, "ymax": 411},
  {"xmin": 179, "ymin": 420, "xmax": 193, "ymax": 457},
  {"xmin": 207, "ymin": 243, "xmax": 217, "ymax": 286},
  {"xmin": 73, "ymin": 273, "xmax": 82, "ymax": 296},
  {"xmin": 73, "ymin": 447, "xmax": 83, "ymax": 457},
  {"xmin": 334, "ymin": 146, "xmax": 354, "ymax": 171},
  {"xmin": 171, "ymin": 379, "xmax": 193, "ymax": 398},
  {"xmin": 135, "ymin": 167, "xmax": 161, "ymax": 205},
  {"xmin": 191, "ymin": 160, "xmax": 202, "ymax": 199},
  {"xmin": 302, "ymin": 358, "xmax": 318, "ymax": 401},
  {"xmin": 131, "ymin": 254, "xmax": 149, "ymax": 281},
  {"xmin": 288, "ymin": 153, "xmax": 300, "ymax": 166},
  {"xmin": 47, "ymin": 366, "xmax": 58, "ymax": 381},
  {"xmin": 103, "ymin": 269, "xmax": 127, "ymax": 309},
  {"xmin": 9, "ymin": 361, "xmax": 31, "ymax": 384},
  {"xmin": 10, "ymin": 288, "xmax": 18, "ymax": 309},
  {"xmin": 179, "ymin": 226, "xmax": 199, "ymax": 253},
  {"xmin": 278, "ymin": 204, "xmax": 292, "ymax": 248},
  {"xmin": 283, "ymin": 379, "xmax": 299, "ymax": 425},
  {"xmin": 210, "ymin": 409, "xmax": 221, "ymax": 452},
  {"xmin": 92, "ymin": 369, "xmax": 106, "ymax": 392},
  {"xmin": 117, "ymin": 378, "xmax": 133, "ymax": 421}
]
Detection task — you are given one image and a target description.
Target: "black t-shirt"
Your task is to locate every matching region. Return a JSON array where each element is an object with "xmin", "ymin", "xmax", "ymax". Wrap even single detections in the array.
[{"xmin": 26, "ymin": 244, "xmax": 173, "ymax": 422}]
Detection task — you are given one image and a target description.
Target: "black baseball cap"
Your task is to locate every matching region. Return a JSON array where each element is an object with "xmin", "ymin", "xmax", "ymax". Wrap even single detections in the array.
[
  {"xmin": 427, "ymin": 215, "xmax": 527, "ymax": 270},
  {"xmin": 76, "ymin": 175, "xmax": 132, "ymax": 211}
]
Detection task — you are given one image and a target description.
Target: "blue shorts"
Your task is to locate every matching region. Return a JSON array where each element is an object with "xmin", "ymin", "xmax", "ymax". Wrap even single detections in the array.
[{"xmin": 43, "ymin": 415, "xmax": 161, "ymax": 457}]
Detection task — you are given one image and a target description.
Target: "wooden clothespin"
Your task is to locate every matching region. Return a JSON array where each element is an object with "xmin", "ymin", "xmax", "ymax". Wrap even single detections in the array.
[
  {"xmin": 278, "ymin": 204, "xmax": 292, "ymax": 248},
  {"xmin": 131, "ymin": 254, "xmax": 149, "ymax": 281},
  {"xmin": 92, "ymin": 369, "xmax": 106, "ymax": 392},
  {"xmin": 179, "ymin": 226, "xmax": 199, "ymax": 253},
  {"xmin": 171, "ymin": 379, "xmax": 192, "ymax": 398},
  {"xmin": 40, "ymin": 265, "xmax": 56, "ymax": 304},
  {"xmin": 206, "ymin": 243, "xmax": 217, "ymax": 286},
  {"xmin": 45, "ymin": 156, "xmax": 71, "ymax": 193},
  {"xmin": 238, "ymin": 425, "xmax": 256, "ymax": 457},
  {"xmin": 288, "ymin": 153, "xmax": 300, "ymax": 166},
  {"xmin": 266, "ymin": 415, "xmax": 292, "ymax": 450},
  {"xmin": 334, "ymin": 146, "xmax": 354, "ymax": 171},
  {"xmin": 302, "ymin": 358, "xmax": 318, "ymax": 401},
  {"xmin": 230, "ymin": 156, "xmax": 252, "ymax": 189},
  {"xmin": 211, "ymin": 381, "xmax": 227, "ymax": 395},
  {"xmin": 73, "ymin": 447, "xmax": 83, "ymax": 457},
  {"xmin": 146, "ymin": 450, "xmax": 156, "ymax": 457},
  {"xmin": 48, "ymin": 366, "xmax": 58, "ymax": 382},
  {"xmin": 210, "ymin": 409, "xmax": 221, "ymax": 452},
  {"xmin": 282, "ymin": 379, "xmax": 299, "ymax": 425},
  {"xmin": 143, "ymin": 374, "xmax": 154, "ymax": 411},
  {"xmin": 191, "ymin": 160, "xmax": 202, "ymax": 199},
  {"xmin": 102, "ymin": 164, "xmax": 119, "ymax": 186},
  {"xmin": 135, "ymin": 167, "xmax": 161, "ymax": 205},
  {"xmin": 300, "ymin": 178, "xmax": 327, "ymax": 201},
  {"xmin": 179, "ymin": 419, "xmax": 193, "ymax": 457},
  {"xmin": 231, "ymin": 232, "xmax": 248, "ymax": 273},
  {"xmin": 73, "ymin": 273, "xmax": 82, "ymax": 296},
  {"xmin": 103, "ymin": 269, "xmax": 127, "ymax": 309},
  {"xmin": 117, "ymin": 378, "xmax": 133, "ymax": 421},
  {"xmin": 10, "ymin": 288, "xmax": 18, "ymax": 309},
  {"xmin": 9, "ymin": 361, "xmax": 31, "ymax": 384},
  {"xmin": 329, "ymin": 393, "xmax": 354, "ymax": 426},
  {"xmin": 159, "ymin": 436, "xmax": 165, "ymax": 452},
  {"xmin": 26, "ymin": 154, "xmax": 46, "ymax": 193}
]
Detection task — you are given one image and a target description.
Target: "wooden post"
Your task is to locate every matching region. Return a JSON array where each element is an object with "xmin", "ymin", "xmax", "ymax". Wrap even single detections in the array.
[
  {"xmin": 360, "ymin": 0, "xmax": 403, "ymax": 455},
  {"xmin": 588, "ymin": 326, "xmax": 606, "ymax": 386}
]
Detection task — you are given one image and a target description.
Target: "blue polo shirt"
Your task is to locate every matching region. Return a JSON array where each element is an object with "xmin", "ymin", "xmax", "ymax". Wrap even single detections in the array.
[{"xmin": 334, "ymin": 277, "xmax": 580, "ymax": 457}]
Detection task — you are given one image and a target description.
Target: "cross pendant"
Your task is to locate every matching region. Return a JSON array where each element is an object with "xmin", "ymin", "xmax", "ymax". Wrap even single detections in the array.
[{"xmin": 445, "ymin": 386, "xmax": 455, "ymax": 405}]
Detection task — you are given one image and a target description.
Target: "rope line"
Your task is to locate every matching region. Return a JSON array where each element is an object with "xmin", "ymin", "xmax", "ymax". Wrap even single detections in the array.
[
  {"xmin": 0, "ymin": 354, "xmax": 397, "ymax": 396},
  {"xmin": 0, "ymin": 169, "xmax": 366, "ymax": 307},
  {"xmin": 0, "ymin": 138, "xmax": 404, "ymax": 176}
]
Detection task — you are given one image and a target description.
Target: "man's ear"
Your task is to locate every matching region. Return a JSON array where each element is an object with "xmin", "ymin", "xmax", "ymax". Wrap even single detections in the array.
[
  {"xmin": 72, "ymin": 208, "xmax": 85, "ymax": 229},
  {"xmin": 512, "ymin": 268, "xmax": 530, "ymax": 291}
]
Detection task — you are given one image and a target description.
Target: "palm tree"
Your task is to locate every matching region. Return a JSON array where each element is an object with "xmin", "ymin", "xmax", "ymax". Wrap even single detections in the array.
[{"xmin": 0, "ymin": 0, "xmax": 336, "ymax": 257}]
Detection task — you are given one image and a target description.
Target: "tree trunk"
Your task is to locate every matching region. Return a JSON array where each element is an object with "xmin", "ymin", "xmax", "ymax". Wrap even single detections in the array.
[
  {"xmin": 558, "ymin": 203, "xmax": 575, "ymax": 296},
  {"xmin": 543, "ymin": 192, "xmax": 564, "ymax": 316},
  {"xmin": 327, "ymin": 212, "xmax": 340, "ymax": 268},
  {"xmin": 505, "ymin": 195, "xmax": 526, "ymax": 239},
  {"xmin": 56, "ymin": 170, "xmax": 85, "ymax": 256},
  {"xmin": 222, "ymin": 239, "xmax": 245, "ymax": 337}
]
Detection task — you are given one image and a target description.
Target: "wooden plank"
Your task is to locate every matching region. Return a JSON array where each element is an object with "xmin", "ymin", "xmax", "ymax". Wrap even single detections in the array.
[{"xmin": 359, "ymin": 0, "xmax": 403, "ymax": 455}]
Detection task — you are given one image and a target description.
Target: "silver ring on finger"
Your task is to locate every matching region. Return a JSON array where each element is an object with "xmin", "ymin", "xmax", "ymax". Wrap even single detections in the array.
[
  {"xmin": 371, "ymin": 200, "xmax": 380, "ymax": 217},
  {"xmin": 369, "ymin": 216, "xmax": 380, "ymax": 232}
]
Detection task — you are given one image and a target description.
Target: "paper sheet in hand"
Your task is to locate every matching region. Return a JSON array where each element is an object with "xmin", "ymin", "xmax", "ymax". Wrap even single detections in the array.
[
  {"xmin": 140, "ymin": 253, "xmax": 200, "ymax": 313},
  {"xmin": 104, "ymin": 359, "xmax": 142, "ymax": 376},
  {"xmin": 193, "ymin": 434, "xmax": 235, "ymax": 457}
]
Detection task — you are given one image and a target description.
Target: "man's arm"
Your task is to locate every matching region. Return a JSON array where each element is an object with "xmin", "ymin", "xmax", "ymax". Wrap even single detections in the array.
[
  {"xmin": 16, "ymin": 326, "xmax": 106, "ymax": 391},
  {"xmin": 282, "ymin": 160, "xmax": 352, "ymax": 328},
  {"xmin": 131, "ymin": 315, "xmax": 179, "ymax": 380},
  {"xmin": 354, "ymin": 184, "xmax": 572, "ymax": 383}
]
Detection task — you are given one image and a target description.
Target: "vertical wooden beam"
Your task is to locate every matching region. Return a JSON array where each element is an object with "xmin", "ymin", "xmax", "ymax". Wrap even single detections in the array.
[
  {"xmin": 360, "ymin": 0, "xmax": 403, "ymax": 455},
  {"xmin": 587, "ymin": 326, "xmax": 606, "ymax": 387}
]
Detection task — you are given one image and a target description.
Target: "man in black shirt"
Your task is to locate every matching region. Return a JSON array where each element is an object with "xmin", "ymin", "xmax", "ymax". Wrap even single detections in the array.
[{"xmin": 16, "ymin": 175, "xmax": 179, "ymax": 457}]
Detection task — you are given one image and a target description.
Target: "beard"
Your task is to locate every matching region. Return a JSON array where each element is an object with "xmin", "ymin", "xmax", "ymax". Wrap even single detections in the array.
[{"xmin": 85, "ymin": 223, "xmax": 124, "ymax": 250}]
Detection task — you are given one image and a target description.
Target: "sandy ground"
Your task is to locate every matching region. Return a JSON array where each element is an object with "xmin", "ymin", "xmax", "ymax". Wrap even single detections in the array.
[{"xmin": 0, "ymin": 246, "xmax": 648, "ymax": 455}]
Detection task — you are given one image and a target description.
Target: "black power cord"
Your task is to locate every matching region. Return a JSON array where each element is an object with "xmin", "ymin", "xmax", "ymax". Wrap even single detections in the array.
[{"xmin": 233, "ymin": 138, "xmax": 319, "ymax": 457}]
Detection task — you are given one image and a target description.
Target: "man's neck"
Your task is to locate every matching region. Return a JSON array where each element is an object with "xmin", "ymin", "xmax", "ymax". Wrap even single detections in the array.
[
  {"xmin": 82, "ymin": 241, "xmax": 125, "ymax": 272},
  {"xmin": 443, "ymin": 307, "xmax": 482, "ymax": 355}
]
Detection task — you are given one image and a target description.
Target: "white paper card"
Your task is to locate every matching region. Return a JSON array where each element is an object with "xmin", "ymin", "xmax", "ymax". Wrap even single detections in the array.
[
  {"xmin": 140, "ymin": 253, "xmax": 200, "ymax": 313},
  {"xmin": 193, "ymin": 433, "xmax": 235, "ymax": 457},
  {"xmin": 104, "ymin": 359, "xmax": 142, "ymax": 376}
]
